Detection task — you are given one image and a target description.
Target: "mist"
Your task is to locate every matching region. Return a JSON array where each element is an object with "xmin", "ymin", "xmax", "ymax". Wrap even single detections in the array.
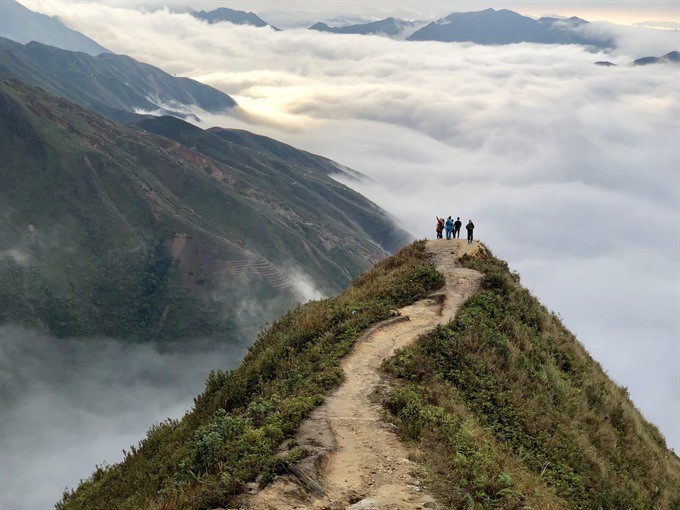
[{"xmin": 0, "ymin": 326, "xmax": 248, "ymax": 509}]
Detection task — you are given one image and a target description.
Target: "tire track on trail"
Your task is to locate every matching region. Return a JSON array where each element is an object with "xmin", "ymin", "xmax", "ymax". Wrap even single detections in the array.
[{"xmin": 246, "ymin": 240, "xmax": 484, "ymax": 510}]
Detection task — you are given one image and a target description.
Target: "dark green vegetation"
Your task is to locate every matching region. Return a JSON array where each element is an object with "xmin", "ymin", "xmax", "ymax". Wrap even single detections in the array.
[
  {"xmin": 57, "ymin": 241, "xmax": 444, "ymax": 510},
  {"xmin": 383, "ymin": 246, "xmax": 680, "ymax": 509},
  {"xmin": 0, "ymin": 77, "xmax": 411, "ymax": 341},
  {"xmin": 0, "ymin": 37, "xmax": 235, "ymax": 122}
]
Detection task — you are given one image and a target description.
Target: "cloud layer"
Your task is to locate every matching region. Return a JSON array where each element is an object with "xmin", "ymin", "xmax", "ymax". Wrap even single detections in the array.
[
  {"xmin": 8, "ymin": 1, "xmax": 680, "ymax": 506},
  {"xmin": 0, "ymin": 326, "xmax": 248, "ymax": 510}
]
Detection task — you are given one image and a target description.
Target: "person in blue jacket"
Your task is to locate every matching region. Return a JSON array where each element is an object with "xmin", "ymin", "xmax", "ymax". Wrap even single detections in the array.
[{"xmin": 445, "ymin": 216, "xmax": 454, "ymax": 239}]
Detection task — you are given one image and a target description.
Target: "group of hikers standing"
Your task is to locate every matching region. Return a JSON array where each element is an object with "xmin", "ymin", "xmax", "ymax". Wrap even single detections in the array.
[{"xmin": 436, "ymin": 216, "xmax": 475, "ymax": 244}]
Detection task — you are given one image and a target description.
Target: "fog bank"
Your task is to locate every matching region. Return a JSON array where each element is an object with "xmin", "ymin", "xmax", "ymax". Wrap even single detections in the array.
[{"xmin": 0, "ymin": 326, "xmax": 248, "ymax": 509}]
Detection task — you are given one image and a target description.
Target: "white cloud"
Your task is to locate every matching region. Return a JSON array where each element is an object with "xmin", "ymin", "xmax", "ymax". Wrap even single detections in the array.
[
  {"xmin": 575, "ymin": 21, "xmax": 680, "ymax": 57},
  {"xmin": 0, "ymin": 326, "xmax": 248, "ymax": 510}
]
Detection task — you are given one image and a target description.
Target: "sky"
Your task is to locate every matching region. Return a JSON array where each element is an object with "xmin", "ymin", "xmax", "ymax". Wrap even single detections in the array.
[
  {"xmin": 6, "ymin": 1, "xmax": 680, "ymax": 508},
  {"xmin": 22, "ymin": 0, "xmax": 680, "ymax": 28}
]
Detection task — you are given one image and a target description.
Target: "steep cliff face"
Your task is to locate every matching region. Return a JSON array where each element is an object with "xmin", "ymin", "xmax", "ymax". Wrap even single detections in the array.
[
  {"xmin": 58, "ymin": 240, "xmax": 679, "ymax": 510},
  {"xmin": 0, "ymin": 77, "xmax": 411, "ymax": 342}
]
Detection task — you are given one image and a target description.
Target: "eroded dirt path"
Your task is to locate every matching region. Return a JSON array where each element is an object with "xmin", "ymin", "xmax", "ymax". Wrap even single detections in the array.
[{"xmin": 246, "ymin": 240, "xmax": 483, "ymax": 510}]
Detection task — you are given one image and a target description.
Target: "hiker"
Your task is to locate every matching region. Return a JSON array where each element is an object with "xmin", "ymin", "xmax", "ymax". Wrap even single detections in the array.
[
  {"xmin": 466, "ymin": 219, "xmax": 475, "ymax": 244},
  {"xmin": 445, "ymin": 216, "xmax": 454, "ymax": 239},
  {"xmin": 453, "ymin": 217, "xmax": 462, "ymax": 239},
  {"xmin": 435, "ymin": 216, "xmax": 445, "ymax": 239}
]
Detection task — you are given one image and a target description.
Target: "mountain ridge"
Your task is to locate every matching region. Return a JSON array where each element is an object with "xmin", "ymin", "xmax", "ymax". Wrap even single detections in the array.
[
  {"xmin": 0, "ymin": 0, "xmax": 110, "ymax": 55},
  {"xmin": 191, "ymin": 6, "xmax": 278, "ymax": 30},
  {"xmin": 57, "ymin": 240, "xmax": 680, "ymax": 510},
  {"xmin": 0, "ymin": 77, "xmax": 411, "ymax": 342},
  {"xmin": 306, "ymin": 8, "xmax": 612, "ymax": 47},
  {"xmin": 407, "ymin": 8, "xmax": 611, "ymax": 46},
  {"xmin": 310, "ymin": 17, "xmax": 420, "ymax": 38},
  {"xmin": 0, "ymin": 37, "xmax": 236, "ymax": 123},
  {"xmin": 634, "ymin": 50, "xmax": 680, "ymax": 65}
]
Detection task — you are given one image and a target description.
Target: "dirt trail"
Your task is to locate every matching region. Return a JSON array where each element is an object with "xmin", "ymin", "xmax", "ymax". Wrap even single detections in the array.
[{"xmin": 246, "ymin": 240, "xmax": 483, "ymax": 510}]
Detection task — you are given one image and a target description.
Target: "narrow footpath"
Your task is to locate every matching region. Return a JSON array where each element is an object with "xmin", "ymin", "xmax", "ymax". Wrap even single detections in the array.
[{"xmin": 246, "ymin": 240, "xmax": 483, "ymax": 510}]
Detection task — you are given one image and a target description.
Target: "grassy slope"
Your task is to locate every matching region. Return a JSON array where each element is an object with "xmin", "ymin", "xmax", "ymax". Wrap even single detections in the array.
[
  {"xmin": 383, "ymin": 246, "xmax": 680, "ymax": 509},
  {"xmin": 136, "ymin": 116, "xmax": 411, "ymax": 257},
  {"xmin": 58, "ymin": 243, "xmax": 679, "ymax": 510},
  {"xmin": 58, "ymin": 241, "xmax": 444, "ymax": 510},
  {"xmin": 0, "ymin": 78, "xmax": 245, "ymax": 340},
  {"xmin": 0, "ymin": 78, "xmax": 410, "ymax": 341}
]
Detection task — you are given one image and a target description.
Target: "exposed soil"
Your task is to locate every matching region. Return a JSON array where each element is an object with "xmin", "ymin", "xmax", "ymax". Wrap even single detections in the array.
[{"xmin": 245, "ymin": 240, "xmax": 483, "ymax": 510}]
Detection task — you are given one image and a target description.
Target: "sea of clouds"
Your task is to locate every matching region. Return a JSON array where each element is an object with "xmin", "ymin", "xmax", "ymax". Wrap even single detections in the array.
[
  {"xmin": 7, "ymin": 1, "xmax": 680, "ymax": 508},
  {"xmin": 0, "ymin": 326, "xmax": 249, "ymax": 510}
]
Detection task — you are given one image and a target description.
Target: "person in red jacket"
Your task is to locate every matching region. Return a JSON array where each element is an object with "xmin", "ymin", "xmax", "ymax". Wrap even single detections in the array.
[{"xmin": 435, "ymin": 216, "xmax": 445, "ymax": 239}]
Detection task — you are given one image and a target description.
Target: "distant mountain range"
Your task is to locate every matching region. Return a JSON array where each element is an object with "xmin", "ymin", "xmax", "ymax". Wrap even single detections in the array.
[
  {"xmin": 407, "ymin": 9, "xmax": 610, "ymax": 47},
  {"xmin": 0, "ymin": 0, "xmax": 110, "ymax": 55},
  {"xmin": 633, "ymin": 51, "xmax": 680, "ymax": 65},
  {"xmin": 310, "ymin": 8, "xmax": 612, "ymax": 47},
  {"xmin": 183, "ymin": 6, "xmax": 614, "ymax": 47},
  {"xmin": 191, "ymin": 6, "xmax": 278, "ymax": 30},
  {"xmin": 0, "ymin": 77, "xmax": 411, "ymax": 341},
  {"xmin": 0, "ymin": 37, "xmax": 236, "ymax": 123},
  {"xmin": 310, "ymin": 17, "xmax": 420, "ymax": 38},
  {"xmin": 595, "ymin": 51, "xmax": 679, "ymax": 67}
]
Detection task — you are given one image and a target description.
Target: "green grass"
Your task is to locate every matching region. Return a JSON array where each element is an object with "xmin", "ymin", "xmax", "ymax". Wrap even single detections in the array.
[
  {"xmin": 57, "ymin": 240, "xmax": 444, "ymax": 510},
  {"xmin": 57, "ymin": 242, "xmax": 680, "ymax": 510},
  {"xmin": 1, "ymin": 77, "xmax": 413, "ymax": 342},
  {"xmin": 382, "ymin": 246, "xmax": 680, "ymax": 509}
]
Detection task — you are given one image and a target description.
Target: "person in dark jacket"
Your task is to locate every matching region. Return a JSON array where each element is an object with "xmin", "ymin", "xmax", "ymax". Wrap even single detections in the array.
[
  {"xmin": 466, "ymin": 219, "xmax": 475, "ymax": 244},
  {"xmin": 435, "ymin": 216, "xmax": 445, "ymax": 239},
  {"xmin": 453, "ymin": 217, "xmax": 462, "ymax": 238}
]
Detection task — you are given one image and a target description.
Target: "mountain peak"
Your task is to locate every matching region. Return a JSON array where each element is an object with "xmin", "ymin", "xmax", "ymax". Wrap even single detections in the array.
[
  {"xmin": 191, "ymin": 6, "xmax": 277, "ymax": 29},
  {"xmin": 0, "ymin": 37, "xmax": 236, "ymax": 122},
  {"xmin": 410, "ymin": 8, "xmax": 610, "ymax": 46},
  {"xmin": 634, "ymin": 50, "xmax": 680, "ymax": 65},
  {"xmin": 57, "ymin": 240, "xmax": 680, "ymax": 509},
  {"xmin": 0, "ymin": 0, "xmax": 110, "ymax": 55}
]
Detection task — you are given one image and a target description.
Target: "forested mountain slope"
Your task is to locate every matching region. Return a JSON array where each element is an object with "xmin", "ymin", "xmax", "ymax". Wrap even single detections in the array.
[{"xmin": 0, "ymin": 77, "xmax": 411, "ymax": 342}]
